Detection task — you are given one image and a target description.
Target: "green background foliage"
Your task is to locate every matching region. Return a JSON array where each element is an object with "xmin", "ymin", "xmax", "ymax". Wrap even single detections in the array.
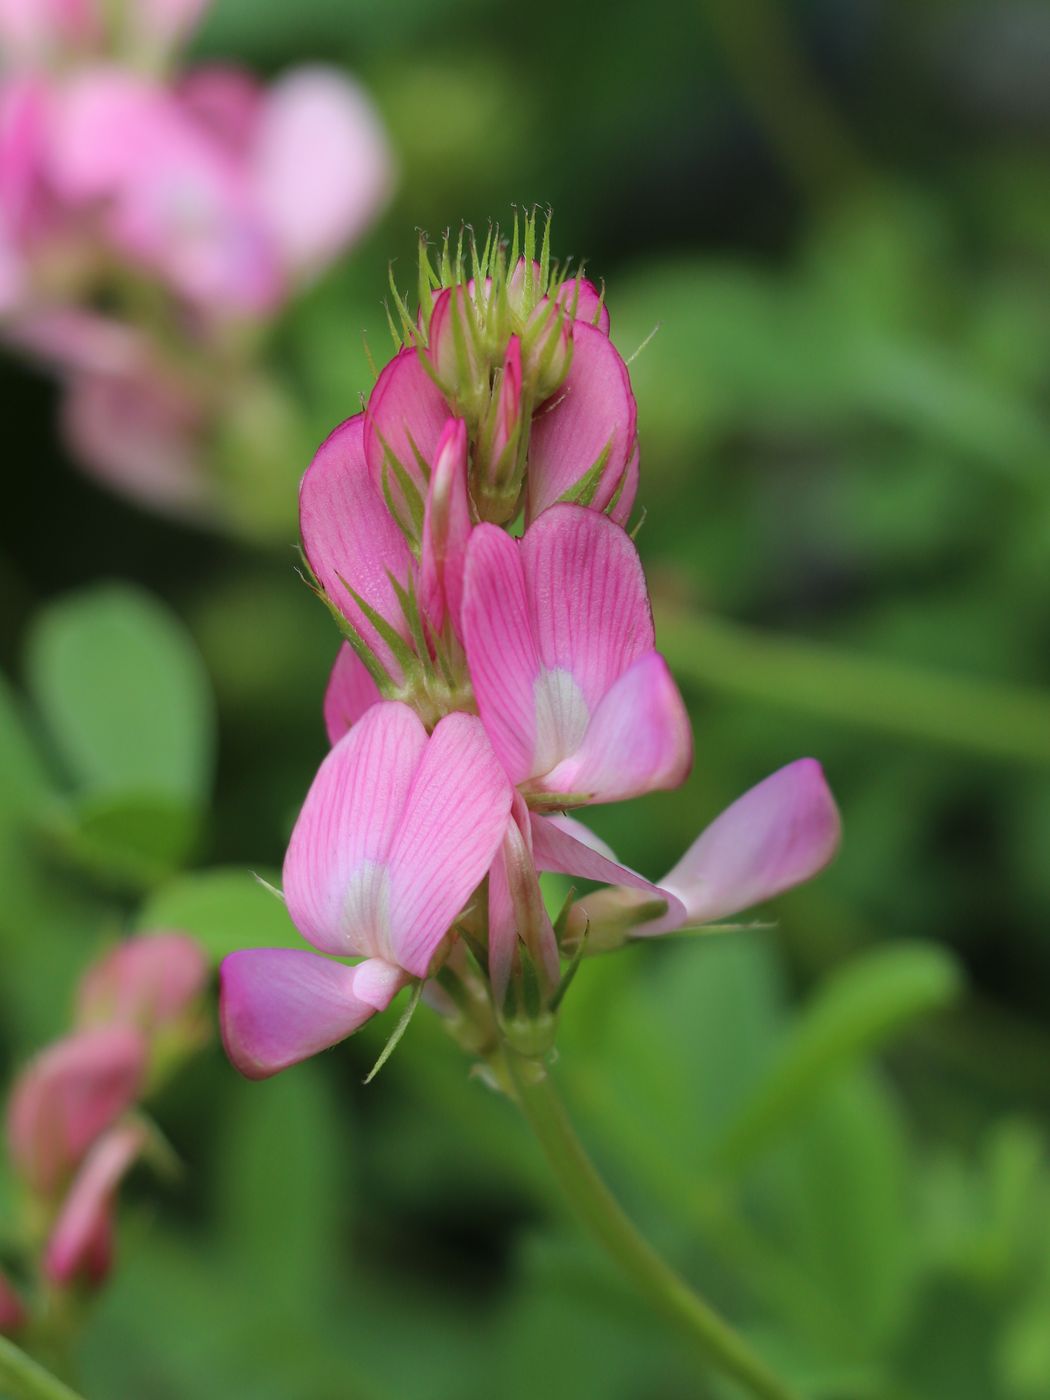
[{"xmin": 3, "ymin": 0, "xmax": 1050, "ymax": 1395}]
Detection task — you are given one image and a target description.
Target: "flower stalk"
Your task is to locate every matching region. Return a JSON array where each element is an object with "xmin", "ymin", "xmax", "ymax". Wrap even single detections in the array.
[
  {"xmin": 0, "ymin": 1335, "xmax": 85, "ymax": 1400},
  {"xmin": 500, "ymin": 1047, "xmax": 801, "ymax": 1400}
]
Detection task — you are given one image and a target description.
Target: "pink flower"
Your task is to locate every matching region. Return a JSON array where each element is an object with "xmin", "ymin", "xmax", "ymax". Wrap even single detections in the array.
[
  {"xmin": 570, "ymin": 759, "xmax": 842, "ymax": 943},
  {"xmin": 0, "ymin": 0, "xmax": 100, "ymax": 66},
  {"xmin": 43, "ymin": 1120, "xmax": 148, "ymax": 1287},
  {"xmin": 461, "ymin": 503, "xmax": 692, "ymax": 806},
  {"xmin": 77, "ymin": 932, "xmax": 209, "ymax": 1035},
  {"xmin": 220, "ymin": 702, "xmax": 513, "ymax": 1078},
  {"xmin": 6, "ymin": 1027, "xmax": 146, "ymax": 1197}
]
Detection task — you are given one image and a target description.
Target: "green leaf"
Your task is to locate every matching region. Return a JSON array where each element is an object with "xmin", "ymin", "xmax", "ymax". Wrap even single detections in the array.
[
  {"xmin": 53, "ymin": 791, "xmax": 199, "ymax": 890},
  {"xmin": 26, "ymin": 584, "xmax": 214, "ymax": 806},
  {"xmin": 714, "ymin": 942, "xmax": 963, "ymax": 1171},
  {"xmin": 136, "ymin": 867, "xmax": 300, "ymax": 963}
]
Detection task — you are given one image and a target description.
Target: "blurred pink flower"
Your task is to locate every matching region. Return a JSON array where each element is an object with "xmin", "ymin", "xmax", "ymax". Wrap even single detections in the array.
[
  {"xmin": 0, "ymin": 1268, "xmax": 25, "ymax": 1334},
  {"xmin": 220, "ymin": 702, "xmax": 513, "ymax": 1078},
  {"xmin": 43, "ymin": 1120, "xmax": 148, "ymax": 1287},
  {"xmin": 461, "ymin": 504, "xmax": 693, "ymax": 806},
  {"xmin": 6, "ymin": 1026, "xmax": 146, "ymax": 1197},
  {"xmin": 77, "ymin": 931, "xmax": 209, "ymax": 1035}
]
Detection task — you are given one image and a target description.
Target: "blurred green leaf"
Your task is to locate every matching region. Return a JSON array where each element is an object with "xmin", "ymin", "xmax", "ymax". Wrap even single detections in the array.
[
  {"xmin": 714, "ymin": 943, "xmax": 963, "ymax": 1171},
  {"xmin": 137, "ymin": 867, "xmax": 299, "ymax": 962},
  {"xmin": 25, "ymin": 583, "xmax": 214, "ymax": 806},
  {"xmin": 50, "ymin": 792, "xmax": 198, "ymax": 890}
]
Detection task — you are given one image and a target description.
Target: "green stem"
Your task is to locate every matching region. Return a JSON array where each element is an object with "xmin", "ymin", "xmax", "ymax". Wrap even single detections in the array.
[
  {"xmin": 503, "ymin": 1051, "xmax": 800, "ymax": 1400},
  {"xmin": 0, "ymin": 1336, "xmax": 85, "ymax": 1400}
]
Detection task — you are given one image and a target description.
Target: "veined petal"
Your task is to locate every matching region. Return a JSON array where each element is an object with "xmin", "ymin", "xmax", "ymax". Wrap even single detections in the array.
[
  {"xmin": 540, "ymin": 652, "xmax": 692, "ymax": 804},
  {"xmin": 660, "ymin": 759, "xmax": 842, "ymax": 925},
  {"xmin": 363, "ymin": 348, "xmax": 449, "ymax": 530},
  {"xmin": 219, "ymin": 948, "xmax": 405, "ymax": 1079},
  {"xmin": 386, "ymin": 713, "xmax": 513, "ymax": 977},
  {"xmin": 7, "ymin": 1027, "xmax": 146, "ymax": 1198},
  {"xmin": 420, "ymin": 417, "xmax": 471, "ymax": 637},
  {"xmin": 283, "ymin": 702, "xmax": 427, "ymax": 958},
  {"xmin": 520, "ymin": 504, "xmax": 654, "ymax": 711},
  {"xmin": 300, "ymin": 413, "xmax": 415, "ymax": 667},
  {"xmin": 43, "ymin": 1122, "xmax": 147, "ymax": 1287},
  {"xmin": 323, "ymin": 642, "xmax": 382, "ymax": 745},
  {"xmin": 462, "ymin": 523, "xmax": 542, "ymax": 784},
  {"xmin": 253, "ymin": 68, "xmax": 392, "ymax": 275},
  {"xmin": 530, "ymin": 813, "xmax": 686, "ymax": 925},
  {"xmin": 526, "ymin": 322, "xmax": 637, "ymax": 523}
]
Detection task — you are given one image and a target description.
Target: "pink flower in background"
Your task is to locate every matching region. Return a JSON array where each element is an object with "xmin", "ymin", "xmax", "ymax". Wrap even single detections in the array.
[
  {"xmin": 220, "ymin": 702, "xmax": 513, "ymax": 1078},
  {"xmin": 6, "ymin": 1026, "xmax": 145, "ymax": 1197},
  {"xmin": 43, "ymin": 1121, "xmax": 148, "ymax": 1287},
  {"xmin": 462, "ymin": 504, "xmax": 692, "ymax": 806},
  {"xmin": 0, "ymin": 1268, "xmax": 26, "ymax": 1335},
  {"xmin": 0, "ymin": 0, "xmax": 207, "ymax": 66},
  {"xmin": 77, "ymin": 931, "xmax": 209, "ymax": 1034}
]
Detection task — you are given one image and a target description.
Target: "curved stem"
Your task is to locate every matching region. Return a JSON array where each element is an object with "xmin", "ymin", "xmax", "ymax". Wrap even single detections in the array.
[
  {"xmin": 0, "ymin": 1336, "xmax": 85, "ymax": 1400},
  {"xmin": 503, "ymin": 1050, "xmax": 800, "ymax": 1400}
]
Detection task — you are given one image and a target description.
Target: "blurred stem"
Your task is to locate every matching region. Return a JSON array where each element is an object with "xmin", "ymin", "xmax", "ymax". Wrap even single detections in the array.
[
  {"xmin": 0, "ymin": 1337, "xmax": 84, "ymax": 1400},
  {"xmin": 502, "ymin": 1050, "xmax": 800, "ymax": 1400},
  {"xmin": 657, "ymin": 607, "xmax": 1050, "ymax": 768}
]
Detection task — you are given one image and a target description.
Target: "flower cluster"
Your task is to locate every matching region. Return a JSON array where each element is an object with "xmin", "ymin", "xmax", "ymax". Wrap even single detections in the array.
[
  {"xmin": 219, "ymin": 219, "xmax": 842, "ymax": 1080},
  {"xmin": 0, "ymin": 932, "xmax": 207, "ymax": 1334},
  {"xmin": 0, "ymin": 0, "xmax": 392, "ymax": 522}
]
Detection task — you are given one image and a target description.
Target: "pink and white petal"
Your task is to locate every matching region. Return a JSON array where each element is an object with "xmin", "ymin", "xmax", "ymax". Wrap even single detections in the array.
[
  {"xmin": 253, "ymin": 68, "xmax": 392, "ymax": 275},
  {"xmin": 219, "ymin": 948, "xmax": 404, "ymax": 1080},
  {"xmin": 363, "ymin": 348, "xmax": 449, "ymax": 524},
  {"xmin": 43, "ymin": 1121, "xmax": 147, "ymax": 1287},
  {"xmin": 608, "ymin": 442, "xmax": 639, "ymax": 527},
  {"xmin": 556, "ymin": 277, "xmax": 610, "ymax": 333},
  {"xmin": 420, "ymin": 417, "xmax": 471, "ymax": 637},
  {"xmin": 462, "ymin": 524, "xmax": 542, "ymax": 784},
  {"xmin": 520, "ymin": 504, "xmax": 654, "ymax": 711},
  {"xmin": 661, "ymin": 759, "xmax": 842, "ymax": 925},
  {"xmin": 540, "ymin": 652, "xmax": 693, "ymax": 805},
  {"xmin": 283, "ymin": 702, "xmax": 428, "ymax": 957},
  {"xmin": 526, "ymin": 322, "xmax": 637, "ymax": 522},
  {"xmin": 300, "ymin": 413, "xmax": 415, "ymax": 664},
  {"xmin": 530, "ymin": 812, "xmax": 686, "ymax": 925},
  {"xmin": 386, "ymin": 713, "xmax": 513, "ymax": 977},
  {"xmin": 323, "ymin": 643, "xmax": 382, "ymax": 745}
]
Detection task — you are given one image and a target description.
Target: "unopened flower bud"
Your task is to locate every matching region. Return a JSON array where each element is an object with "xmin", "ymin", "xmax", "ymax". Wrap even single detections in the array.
[
  {"xmin": 474, "ymin": 336, "xmax": 524, "ymax": 523},
  {"xmin": 520, "ymin": 295, "xmax": 573, "ymax": 403},
  {"xmin": 426, "ymin": 284, "xmax": 488, "ymax": 412},
  {"xmin": 43, "ymin": 1120, "xmax": 148, "ymax": 1289},
  {"xmin": 77, "ymin": 931, "xmax": 209, "ymax": 1035},
  {"xmin": 420, "ymin": 416, "xmax": 471, "ymax": 636}
]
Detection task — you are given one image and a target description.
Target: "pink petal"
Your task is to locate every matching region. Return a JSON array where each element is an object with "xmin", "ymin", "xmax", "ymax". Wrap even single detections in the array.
[
  {"xmin": 6, "ymin": 1027, "xmax": 146, "ymax": 1197},
  {"xmin": 386, "ymin": 712, "xmax": 513, "ymax": 976},
  {"xmin": 299, "ymin": 412, "xmax": 415, "ymax": 671},
  {"xmin": 520, "ymin": 504, "xmax": 654, "ymax": 712},
  {"xmin": 420, "ymin": 417, "xmax": 471, "ymax": 636},
  {"xmin": 219, "ymin": 948, "xmax": 404, "ymax": 1079},
  {"xmin": 540, "ymin": 651, "xmax": 693, "ymax": 804},
  {"xmin": 609, "ymin": 442, "xmax": 639, "ymax": 527},
  {"xmin": 526, "ymin": 322, "xmax": 637, "ymax": 523},
  {"xmin": 77, "ymin": 932, "xmax": 208, "ymax": 1033},
  {"xmin": 43, "ymin": 1121, "xmax": 147, "ymax": 1287},
  {"xmin": 283, "ymin": 701, "xmax": 428, "ymax": 959},
  {"xmin": 178, "ymin": 66, "xmax": 263, "ymax": 157},
  {"xmin": 363, "ymin": 348, "xmax": 449, "ymax": 532},
  {"xmin": 253, "ymin": 67, "xmax": 392, "ymax": 275},
  {"xmin": 426, "ymin": 286, "xmax": 485, "ymax": 398},
  {"xmin": 530, "ymin": 812, "xmax": 686, "ymax": 924},
  {"xmin": 659, "ymin": 759, "xmax": 842, "ymax": 926},
  {"xmin": 461, "ymin": 522, "xmax": 542, "ymax": 784},
  {"xmin": 0, "ymin": 0, "xmax": 98, "ymax": 63},
  {"xmin": 323, "ymin": 642, "xmax": 382, "ymax": 745},
  {"xmin": 137, "ymin": 0, "xmax": 210, "ymax": 50},
  {"xmin": 556, "ymin": 277, "xmax": 610, "ymax": 333}
]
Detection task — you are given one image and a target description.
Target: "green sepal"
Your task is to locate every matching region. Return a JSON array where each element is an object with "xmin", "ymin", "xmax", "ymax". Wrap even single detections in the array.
[
  {"xmin": 557, "ymin": 442, "xmax": 612, "ymax": 508},
  {"xmin": 339, "ymin": 576, "xmax": 420, "ymax": 678},
  {"xmin": 548, "ymin": 920, "xmax": 589, "ymax": 1014},
  {"xmin": 363, "ymin": 979, "xmax": 424, "ymax": 1084}
]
